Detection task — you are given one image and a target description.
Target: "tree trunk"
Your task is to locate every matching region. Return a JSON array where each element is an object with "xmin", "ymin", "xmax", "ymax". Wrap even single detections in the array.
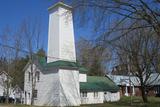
[
  {"xmin": 5, "ymin": 85, "xmax": 9, "ymax": 103},
  {"xmin": 29, "ymin": 58, "xmax": 34, "ymax": 105},
  {"xmin": 30, "ymin": 60, "xmax": 36, "ymax": 106},
  {"xmin": 5, "ymin": 75, "xmax": 10, "ymax": 104},
  {"xmin": 141, "ymin": 86, "xmax": 148, "ymax": 103}
]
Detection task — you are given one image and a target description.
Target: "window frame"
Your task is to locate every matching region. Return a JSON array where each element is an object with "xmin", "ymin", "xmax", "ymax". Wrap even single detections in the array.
[
  {"xmin": 35, "ymin": 71, "xmax": 40, "ymax": 82},
  {"xmin": 28, "ymin": 72, "xmax": 31, "ymax": 82},
  {"xmin": 81, "ymin": 92, "xmax": 87, "ymax": 98},
  {"xmin": 33, "ymin": 90, "xmax": 38, "ymax": 98},
  {"xmin": 94, "ymin": 92, "xmax": 98, "ymax": 98}
]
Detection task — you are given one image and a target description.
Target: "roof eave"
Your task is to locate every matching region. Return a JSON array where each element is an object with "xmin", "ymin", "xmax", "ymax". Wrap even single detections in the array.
[{"xmin": 48, "ymin": 2, "xmax": 72, "ymax": 11}]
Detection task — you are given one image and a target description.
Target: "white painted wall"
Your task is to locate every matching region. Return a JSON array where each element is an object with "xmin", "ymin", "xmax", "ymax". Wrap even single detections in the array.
[
  {"xmin": 79, "ymin": 74, "xmax": 87, "ymax": 82},
  {"xmin": 24, "ymin": 64, "xmax": 81, "ymax": 106},
  {"xmin": 24, "ymin": 64, "xmax": 61, "ymax": 106},
  {"xmin": 59, "ymin": 69, "xmax": 80, "ymax": 106},
  {"xmin": 104, "ymin": 92, "xmax": 120, "ymax": 102},
  {"xmin": 47, "ymin": 4, "xmax": 76, "ymax": 63},
  {"xmin": 34, "ymin": 69, "xmax": 60, "ymax": 106},
  {"xmin": 24, "ymin": 64, "xmax": 37, "ymax": 105},
  {"xmin": 81, "ymin": 92, "xmax": 104, "ymax": 104},
  {"xmin": 0, "ymin": 74, "xmax": 5, "ymax": 96},
  {"xmin": 0, "ymin": 85, "xmax": 4, "ymax": 96},
  {"xmin": 0, "ymin": 72, "xmax": 12, "ymax": 97},
  {"xmin": 47, "ymin": 8, "xmax": 60, "ymax": 63},
  {"xmin": 59, "ymin": 7, "xmax": 76, "ymax": 62}
]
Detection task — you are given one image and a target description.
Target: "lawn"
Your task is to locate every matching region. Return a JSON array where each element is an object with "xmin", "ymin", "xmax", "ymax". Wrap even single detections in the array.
[
  {"xmin": 81, "ymin": 96, "xmax": 160, "ymax": 107},
  {"xmin": 0, "ymin": 96, "xmax": 160, "ymax": 107}
]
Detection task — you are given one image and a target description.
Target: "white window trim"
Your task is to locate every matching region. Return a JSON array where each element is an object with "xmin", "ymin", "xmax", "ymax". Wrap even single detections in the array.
[
  {"xmin": 81, "ymin": 92, "xmax": 87, "ymax": 98},
  {"xmin": 94, "ymin": 92, "xmax": 98, "ymax": 98},
  {"xmin": 35, "ymin": 71, "xmax": 40, "ymax": 82}
]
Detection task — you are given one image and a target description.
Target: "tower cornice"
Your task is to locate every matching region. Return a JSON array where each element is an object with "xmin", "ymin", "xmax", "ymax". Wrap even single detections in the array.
[{"xmin": 48, "ymin": 2, "xmax": 72, "ymax": 11}]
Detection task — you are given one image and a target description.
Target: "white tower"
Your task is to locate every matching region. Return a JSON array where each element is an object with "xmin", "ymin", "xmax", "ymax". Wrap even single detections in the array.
[
  {"xmin": 47, "ymin": 2, "xmax": 76, "ymax": 63},
  {"xmin": 24, "ymin": 2, "xmax": 80, "ymax": 107},
  {"xmin": 46, "ymin": 2, "xmax": 80, "ymax": 106}
]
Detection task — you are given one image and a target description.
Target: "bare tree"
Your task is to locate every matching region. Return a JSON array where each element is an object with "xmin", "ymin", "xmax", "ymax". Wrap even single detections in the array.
[
  {"xmin": 0, "ymin": 24, "xmax": 25, "ymax": 103},
  {"xmin": 70, "ymin": 0, "xmax": 160, "ymax": 42},
  {"xmin": 77, "ymin": 37, "xmax": 111, "ymax": 75},
  {"xmin": 21, "ymin": 19, "xmax": 42, "ymax": 105},
  {"xmin": 0, "ymin": 18, "xmax": 43, "ymax": 105},
  {"xmin": 115, "ymin": 25, "xmax": 160, "ymax": 102},
  {"xmin": 70, "ymin": 1, "xmax": 160, "ymax": 102},
  {"xmin": 0, "ymin": 26, "xmax": 15, "ymax": 103}
]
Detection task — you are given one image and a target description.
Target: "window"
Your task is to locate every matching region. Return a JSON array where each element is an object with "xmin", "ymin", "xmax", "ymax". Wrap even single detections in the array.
[
  {"xmin": 28, "ymin": 93, "xmax": 30, "ymax": 98},
  {"xmin": 28, "ymin": 72, "xmax": 31, "ymax": 81},
  {"xmin": 35, "ymin": 71, "xmax": 40, "ymax": 81},
  {"xmin": 33, "ymin": 90, "xmax": 38, "ymax": 98},
  {"xmin": 81, "ymin": 92, "xmax": 87, "ymax": 98},
  {"xmin": 25, "ymin": 91, "xmax": 27, "ymax": 98},
  {"xmin": 94, "ymin": 92, "xmax": 98, "ymax": 98}
]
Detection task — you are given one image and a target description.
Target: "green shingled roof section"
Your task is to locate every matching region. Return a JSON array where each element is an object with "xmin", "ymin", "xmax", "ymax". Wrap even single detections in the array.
[
  {"xmin": 37, "ymin": 57, "xmax": 88, "ymax": 73},
  {"xmin": 80, "ymin": 76, "xmax": 119, "ymax": 92},
  {"xmin": 78, "ymin": 67, "xmax": 89, "ymax": 74},
  {"xmin": 46, "ymin": 60, "xmax": 78, "ymax": 68}
]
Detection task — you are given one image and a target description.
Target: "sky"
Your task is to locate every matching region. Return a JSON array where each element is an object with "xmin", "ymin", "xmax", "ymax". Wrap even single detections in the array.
[
  {"xmin": 0, "ymin": 0, "xmax": 115, "ymax": 71},
  {"xmin": 0, "ymin": 0, "xmax": 91, "ymax": 51}
]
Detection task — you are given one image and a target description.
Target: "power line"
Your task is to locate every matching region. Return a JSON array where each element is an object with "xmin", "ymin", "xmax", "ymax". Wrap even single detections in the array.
[{"xmin": 0, "ymin": 42, "xmax": 77, "ymax": 62}]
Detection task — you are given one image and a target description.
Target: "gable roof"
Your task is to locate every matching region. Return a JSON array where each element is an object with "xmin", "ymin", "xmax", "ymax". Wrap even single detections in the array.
[
  {"xmin": 146, "ymin": 73, "xmax": 160, "ymax": 85},
  {"xmin": 0, "ymin": 71, "xmax": 12, "ymax": 80},
  {"xmin": 107, "ymin": 73, "xmax": 160, "ymax": 86},
  {"xmin": 107, "ymin": 74, "xmax": 140, "ymax": 86},
  {"xmin": 80, "ymin": 76, "xmax": 119, "ymax": 92}
]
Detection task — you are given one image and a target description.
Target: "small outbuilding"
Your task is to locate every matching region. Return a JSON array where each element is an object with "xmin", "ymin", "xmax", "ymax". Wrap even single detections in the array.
[{"xmin": 80, "ymin": 75, "xmax": 120, "ymax": 104}]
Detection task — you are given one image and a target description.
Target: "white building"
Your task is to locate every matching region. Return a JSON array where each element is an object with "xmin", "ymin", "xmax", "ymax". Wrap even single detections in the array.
[
  {"xmin": 0, "ymin": 71, "xmax": 13, "ymax": 97},
  {"xmin": 0, "ymin": 71, "xmax": 22, "ymax": 103},
  {"xmin": 23, "ymin": 2, "xmax": 120, "ymax": 106},
  {"xmin": 107, "ymin": 74, "xmax": 138, "ymax": 96},
  {"xmin": 107, "ymin": 73, "xmax": 160, "ymax": 96}
]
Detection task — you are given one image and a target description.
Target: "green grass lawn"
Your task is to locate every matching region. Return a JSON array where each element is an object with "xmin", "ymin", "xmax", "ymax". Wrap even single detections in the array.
[
  {"xmin": 81, "ymin": 96, "xmax": 160, "ymax": 107},
  {"xmin": 108, "ymin": 96, "xmax": 160, "ymax": 107},
  {"xmin": 0, "ymin": 96, "xmax": 160, "ymax": 107}
]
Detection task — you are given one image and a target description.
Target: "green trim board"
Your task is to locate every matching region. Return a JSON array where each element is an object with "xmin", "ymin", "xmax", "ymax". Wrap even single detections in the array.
[{"xmin": 80, "ymin": 76, "xmax": 119, "ymax": 92}]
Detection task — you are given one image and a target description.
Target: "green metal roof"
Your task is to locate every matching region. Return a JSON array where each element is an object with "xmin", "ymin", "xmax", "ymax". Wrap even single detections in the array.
[
  {"xmin": 78, "ymin": 67, "xmax": 89, "ymax": 74},
  {"xmin": 80, "ymin": 76, "xmax": 119, "ymax": 92},
  {"xmin": 36, "ymin": 57, "xmax": 88, "ymax": 74}
]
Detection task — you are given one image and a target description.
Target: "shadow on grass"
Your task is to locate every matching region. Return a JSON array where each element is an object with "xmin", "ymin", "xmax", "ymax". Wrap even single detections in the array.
[{"xmin": 108, "ymin": 96, "xmax": 160, "ymax": 107}]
